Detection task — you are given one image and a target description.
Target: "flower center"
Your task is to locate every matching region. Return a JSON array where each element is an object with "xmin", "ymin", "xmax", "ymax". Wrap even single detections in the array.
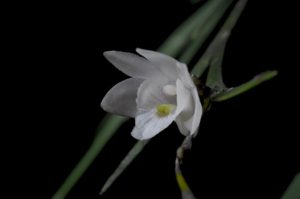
[
  {"xmin": 163, "ymin": 84, "xmax": 177, "ymax": 96},
  {"xmin": 156, "ymin": 104, "xmax": 176, "ymax": 117}
]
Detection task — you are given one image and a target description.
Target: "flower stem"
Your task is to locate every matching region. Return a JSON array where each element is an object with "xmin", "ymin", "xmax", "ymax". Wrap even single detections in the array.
[{"xmin": 175, "ymin": 135, "xmax": 196, "ymax": 199}]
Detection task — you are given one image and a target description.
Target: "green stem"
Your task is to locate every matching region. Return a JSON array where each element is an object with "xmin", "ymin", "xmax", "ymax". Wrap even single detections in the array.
[
  {"xmin": 52, "ymin": 114, "xmax": 127, "ymax": 199},
  {"xmin": 158, "ymin": 0, "xmax": 231, "ymax": 57},
  {"xmin": 281, "ymin": 173, "xmax": 300, "ymax": 199},
  {"xmin": 192, "ymin": 0, "xmax": 249, "ymax": 78},
  {"xmin": 212, "ymin": 70, "xmax": 278, "ymax": 101},
  {"xmin": 175, "ymin": 136, "xmax": 196, "ymax": 199},
  {"xmin": 179, "ymin": 0, "xmax": 233, "ymax": 64},
  {"xmin": 99, "ymin": 140, "xmax": 149, "ymax": 195},
  {"xmin": 205, "ymin": 44, "xmax": 226, "ymax": 90}
]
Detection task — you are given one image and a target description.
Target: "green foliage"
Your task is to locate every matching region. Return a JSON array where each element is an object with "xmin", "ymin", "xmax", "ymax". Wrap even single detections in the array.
[
  {"xmin": 213, "ymin": 70, "xmax": 278, "ymax": 101},
  {"xmin": 281, "ymin": 173, "xmax": 300, "ymax": 199},
  {"xmin": 158, "ymin": 0, "xmax": 232, "ymax": 58},
  {"xmin": 99, "ymin": 141, "xmax": 149, "ymax": 195},
  {"xmin": 52, "ymin": 0, "xmax": 278, "ymax": 198},
  {"xmin": 52, "ymin": 114, "xmax": 127, "ymax": 199}
]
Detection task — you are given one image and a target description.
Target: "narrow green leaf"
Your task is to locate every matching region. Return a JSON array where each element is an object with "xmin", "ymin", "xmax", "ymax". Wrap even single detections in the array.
[
  {"xmin": 206, "ymin": 0, "xmax": 248, "ymax": 90},
  {"xmin": 52, "ymin": 114, "xmax": 127, "ymax": 199},
  {"xmin": 212, "ymin": 70, "xmax": 278, "ymax": 102},
  {"xmin": 281, "ymin": 173, "xmax": 300, "ymax": 199},
  {"xmin": 99, "ymin": 140, "xmax": 149, "ymax": 195},
  {"xmin": 159, "ymin": 0, "xmax": 232, "ymax": 57},
  {"xmin": 192, "ymin": 0, "xmax": 248, "ymax": 78},
  {"xmin": 179, "ymin": 0, "xmax": 233, "ymax": 64},
  {"xmin": 205, "ymin": 45, "xmax": 226, "ymax": 90}
]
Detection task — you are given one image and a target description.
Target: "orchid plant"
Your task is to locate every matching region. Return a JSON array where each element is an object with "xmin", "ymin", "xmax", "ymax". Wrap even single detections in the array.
[
  {"xmin": 52, "ymin": 0, "xmax": 298, "ymax": 199},
  {"xmin": 101, "ymin": 49, "xmax": 202, "ymax": 140}
]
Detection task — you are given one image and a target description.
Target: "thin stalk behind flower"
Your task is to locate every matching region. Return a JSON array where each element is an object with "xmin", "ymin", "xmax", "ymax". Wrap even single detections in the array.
[
  {"xmin": 159, "ymin": 0, "xmax": 232, "ymax": 57},
  {"xmin": 192, "ymin": 0, "xmax": 249, "ymax": 80},
  {"xmin": 99, "ymin": 141, "xmax": 149, "ymax": 195},
  {"xmin": 281, "ymin": 173, "xmax": 300, "ymax": 199},
  {"xmin": 179, "ymin": 0, "xmax": 233, "ymax": 64},
  {"xmin": 190, "ymin": 0, "xmax": 278, "ymax": 102},
  {"xmin": 212, "ymin": 71, "xmax": 278, "ymax": 101},
  {"xmin": 52, "ymin": 115, "xmax": 127, "ymax": 199}
]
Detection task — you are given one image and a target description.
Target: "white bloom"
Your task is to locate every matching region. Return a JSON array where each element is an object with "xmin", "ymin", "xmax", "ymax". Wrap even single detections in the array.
[{"xmin": 101, "ymin": 48, "xmax": 202, "ymax": 140}]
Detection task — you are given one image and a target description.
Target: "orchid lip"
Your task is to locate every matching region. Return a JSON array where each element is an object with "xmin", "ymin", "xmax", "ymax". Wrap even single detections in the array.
[{"xmin": 156, "ymin": 104, "xmax": 176, "ymax": 117}]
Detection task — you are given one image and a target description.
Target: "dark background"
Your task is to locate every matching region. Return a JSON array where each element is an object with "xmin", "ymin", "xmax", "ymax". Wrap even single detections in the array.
[{"xmin": 11, "ymin": 0, "xmax": 299, "ymax": 198}]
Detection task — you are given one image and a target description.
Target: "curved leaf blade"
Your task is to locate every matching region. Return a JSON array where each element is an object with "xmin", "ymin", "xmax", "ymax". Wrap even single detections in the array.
[
  {"xmin": 99, "ymin": 140, "xmax": 149, "ymax": 195},
  {"xmin": 52, "ymin": 114, "xmax": 127, "ymax": 199}
]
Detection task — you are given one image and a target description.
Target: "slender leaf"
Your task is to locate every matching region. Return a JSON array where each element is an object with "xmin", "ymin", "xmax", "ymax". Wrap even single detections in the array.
[
  {"xmin": 212, "ymin": 70, "xmax": 278, "ymax": 101},
  {"xmin": 205, "ymin": 46, "xmax": 226, "ymax": 90},
  {"xmin": 281, "ymin": 173, "xmax": 300, "ymax": 199},
  {"xmin": 99, "ymin": 140, "xmax": 149, "ymax": 195},
  {"xmin": 52, "ymin": 114, "xmax": 127, "ymax": 199},
  {"xmin": 159, "ymin": 0, "xmax": 232, "ymax": 57},
  {"xmin": 192, "ymin": 0, "xmax": 248, "ymax": 79},
  {"xmin": 206, "ymin": 0, "xmax": 248, "ymax": 91},
  {"xmin": 179, "ymin": 0, "xmax": 233, "ymax": 64}
]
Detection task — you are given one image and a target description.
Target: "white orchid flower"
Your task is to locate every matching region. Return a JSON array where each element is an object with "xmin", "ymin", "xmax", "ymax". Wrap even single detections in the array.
[{"xmin": 101, "ymin": 48, "xmax": 202, "ymax": 140}]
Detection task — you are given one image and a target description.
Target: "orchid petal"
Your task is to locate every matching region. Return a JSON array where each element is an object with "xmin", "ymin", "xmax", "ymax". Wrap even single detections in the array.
[
  {"xmin": 101, "ymin": 78, "xmax": 143, "ymax": 117},
  {"xmin": 175, "ymin": 80, "xmax": 194, "ymax": 136},
  {"xmin": 176, "ymin": 62, "xmax": 202, "ymax": 135},
  {"xmin": 175, "ymin": 79, "xmax": 191, "ymax": 115},
  {"xmin": 175, "ymin": 80, "xmax": 193, "ymax": 136},
  {"xmin": 103, "ymin": 51, "xmax": 161, "ymax": 79},
  {"xmin": 176, "ymin": 62, "xmax": 195, "ymax": 89},
  {"xmin": 131, "ymin": 109, "xmax": 177, "ymax": 140},
  {"xmin": 175, "ymin": 118, "xmax": 190, "ymax": 136},
  {"xmin": 190, "ymin": 88, "xmax": 202, "ymax": 135},
  {"xmin": 175, "ymin": 88, "xmax": 202, "ymax": 136},
  {"xmin": 136, "ymin": 77, "xmax": 172, "ymax": 111},
  {"xmin": 132, "ymin": 79, "xmax": 190, "ymax": 140},
  {"xmin": 102, "ymin": 49, "xmax": 203, "ymax": 140},
  {"xmin": 136, "ymin": 48, "xmax": 179, "ymax": 81}
]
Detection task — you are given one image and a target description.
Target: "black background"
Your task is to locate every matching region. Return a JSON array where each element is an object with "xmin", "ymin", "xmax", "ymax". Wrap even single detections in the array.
[{"xmin": 10, "ymin": 0, "xmax": 299, "ymax": 198}]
